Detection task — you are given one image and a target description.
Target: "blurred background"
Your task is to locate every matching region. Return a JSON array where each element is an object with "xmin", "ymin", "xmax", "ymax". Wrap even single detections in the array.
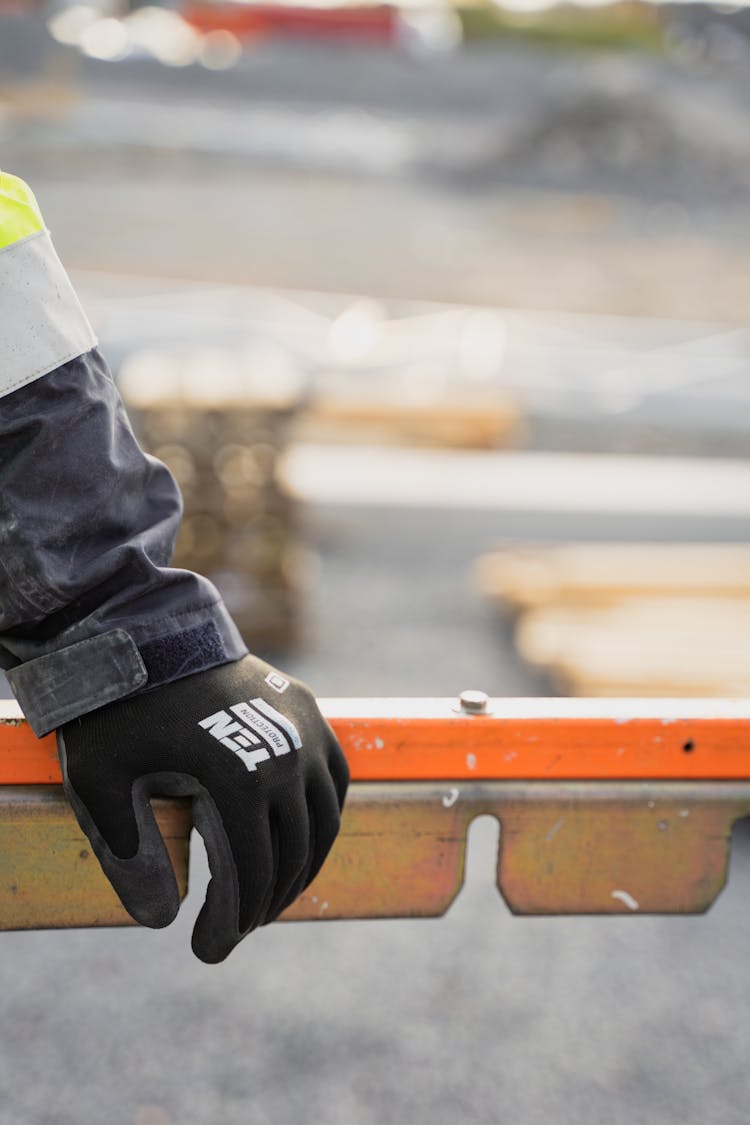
[{"xmin": 2, "ymin": 2, "xmax": 750, "ymax": 1121}]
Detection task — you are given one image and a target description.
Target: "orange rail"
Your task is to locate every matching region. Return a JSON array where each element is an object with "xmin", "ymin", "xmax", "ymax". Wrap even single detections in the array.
[
  {"xmin": 181, "ymin": 1, "xmax": 398, "ymax": 43},
  {"xmin": 2, "ymin": 697, "xmax": 750, "ymax": 784}
]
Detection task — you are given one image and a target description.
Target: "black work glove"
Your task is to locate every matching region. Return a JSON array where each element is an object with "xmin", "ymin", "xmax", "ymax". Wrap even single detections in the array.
[{"xmin": 56, "ymin": 655, "xmax": 349, "ymax": 963}]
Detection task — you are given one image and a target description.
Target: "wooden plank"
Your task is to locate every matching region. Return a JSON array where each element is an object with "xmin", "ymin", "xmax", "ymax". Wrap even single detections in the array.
[
  {"xmin": 516, "ymin": 598, "xmax": 750, "ymax": 696},
  {"xmin": 475, "ymin": 543, "xmax": 750, "ymax": 612},
  {"xmin": 295, "ymin": 394, "xmax": 519, "ymax": 450}
]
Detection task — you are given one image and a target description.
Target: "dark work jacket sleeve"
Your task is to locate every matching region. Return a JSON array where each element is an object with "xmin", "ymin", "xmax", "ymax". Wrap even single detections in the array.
[{"xmin": 0, "ymin": 346, "xmax": 247, "ymax": 736}]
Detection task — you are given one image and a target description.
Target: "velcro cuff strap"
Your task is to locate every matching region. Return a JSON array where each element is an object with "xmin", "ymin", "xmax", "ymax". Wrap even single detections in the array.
[
  {"xmin": 0, "ymin": 229, "xmax": 97, "ymax": 399},
  {"xmin": 7, "ymin": 629, "xmax": 147, "ymax": 737}
]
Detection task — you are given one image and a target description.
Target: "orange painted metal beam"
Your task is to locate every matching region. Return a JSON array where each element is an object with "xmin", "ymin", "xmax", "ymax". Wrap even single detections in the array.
[
  {"xmin": 330, "ymin": 698, "xmax": 750, "ymax": 782},
  {"xmin": 0, "ymin": 708, "xmax": 58, "ymax": 785},
  {"xmin": 1, "ymin": 697, "xmax": 750, "ymax": 784}
]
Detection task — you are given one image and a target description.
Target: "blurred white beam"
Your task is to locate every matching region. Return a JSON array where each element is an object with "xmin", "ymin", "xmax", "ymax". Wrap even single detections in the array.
[{"xmin": 281, "ymin": 444, "xmax": 750, "ymax": 516}]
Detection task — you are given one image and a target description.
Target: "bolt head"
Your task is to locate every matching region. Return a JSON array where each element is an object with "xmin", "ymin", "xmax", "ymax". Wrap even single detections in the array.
[{"xmin": 459, "ymin": 689, "xmax": 489, "ymax": 714}]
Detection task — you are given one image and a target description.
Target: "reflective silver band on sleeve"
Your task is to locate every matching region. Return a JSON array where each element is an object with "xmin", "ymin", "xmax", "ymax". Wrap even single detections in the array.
[{"xmin": 0, "ymin": 229, "xmax": 97, "ymax": 399}]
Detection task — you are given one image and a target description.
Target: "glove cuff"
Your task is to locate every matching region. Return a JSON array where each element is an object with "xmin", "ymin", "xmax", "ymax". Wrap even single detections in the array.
[{"xmin": 8, "ymin": 607, "xmax": 248, "ymax": 736}]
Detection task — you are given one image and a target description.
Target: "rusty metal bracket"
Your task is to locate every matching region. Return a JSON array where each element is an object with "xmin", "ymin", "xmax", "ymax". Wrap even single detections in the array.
[
  {"xmin": 1, "ymin": 697, "xmax": 749, "ymax": 930},
  {"xmin": 0, "ymin": 787, "xmax": 190, "ymax": 930},
  {"xmin": 287, "ymin": 781, "xmax": 750, "ymax": 920}
]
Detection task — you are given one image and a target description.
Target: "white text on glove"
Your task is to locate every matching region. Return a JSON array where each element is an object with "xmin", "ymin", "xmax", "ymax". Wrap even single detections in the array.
[{"xmin": 198, "ymin": 698, "xmax": 302, "ymax": 771}]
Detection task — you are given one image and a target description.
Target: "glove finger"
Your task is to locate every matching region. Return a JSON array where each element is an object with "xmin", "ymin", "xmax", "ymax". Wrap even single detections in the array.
[
  {"xmin": 57, "ymin": 731, "xmax": 181, "ymax": 928},
  {"xmin": 268, "ymin": 793, "xmax": 318, "ymax": 921},
  {"xmin": 270, "ymin": 773, "xmax": 343, "ymax": 921},
  {"xmin": 305, "ymin": 772, "xmax": 343, "ymax": 889},
  {"xmin": 327, "ymin": 737, "xmax": 351, "ymax": 811},
  {"xmin": 260, "ymin": 797, "xmax": 310, "ymax": 925},
  {"xmin": 190, "ymin": 787, "xmax": 274, "ymax": 964}
]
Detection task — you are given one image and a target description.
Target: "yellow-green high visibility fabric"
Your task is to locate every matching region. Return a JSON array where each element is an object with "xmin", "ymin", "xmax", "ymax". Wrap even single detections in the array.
[
  {"xmin": 0, "ymin": 172, "xmax": 45, "ymax": 250},
  {"xmin": 0, "ymin": 171, "xmax": 97, "ymax": 398}
]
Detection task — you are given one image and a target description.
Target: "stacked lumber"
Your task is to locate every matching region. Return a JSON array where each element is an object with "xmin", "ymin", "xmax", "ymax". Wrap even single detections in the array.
[
  {"xmin": 296, "ymin": 391, "xmax": 520, "ymax": 450},
  {"xmin": 296, "ymin": 300, "xmax": 520, "ymax": 450},
  {"xmin": 475, "ymin": 543, "xmax": 750, "ymax": 696},
  {"xmin": 119, "ymin": 347, "xmax": 308, "ymax": 652}
]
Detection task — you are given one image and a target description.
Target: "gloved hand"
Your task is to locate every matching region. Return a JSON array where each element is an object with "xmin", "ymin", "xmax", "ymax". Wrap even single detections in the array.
[{"xmin": 56, "ymin": 655, "xmax": 349, "ymax": 963}]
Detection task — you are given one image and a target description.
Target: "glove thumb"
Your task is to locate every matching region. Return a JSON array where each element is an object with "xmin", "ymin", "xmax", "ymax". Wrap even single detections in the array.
[{"xmin": 57, "ymin": 728, "xmax": 182, "ymax": 929}]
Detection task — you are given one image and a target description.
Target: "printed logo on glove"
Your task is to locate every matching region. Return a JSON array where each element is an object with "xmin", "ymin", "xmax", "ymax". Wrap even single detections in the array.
[{"xmin": 198, "ymin": 697, "xmax": 302, "ymax": 771}]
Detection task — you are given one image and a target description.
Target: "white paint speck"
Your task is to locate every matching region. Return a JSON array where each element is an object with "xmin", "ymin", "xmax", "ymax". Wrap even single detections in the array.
[
  {"xmin": 647, "ymin": 801, "xmax": 655, "ymax": 809},
  {"xmin": 319, "ymin": 901, "xmax": 329, "ymax": 915},
  {"xmin": 466, "ymin": 753, "xmax": 477, "ymax": 770},
  {"xmin": 545, "ymin": 818, "xmax": 565, "ymax": 843},
  {"xmin": 374, "ymin": 737, "xmax": 384, "ymax": 750},
  {"xmin": 611, "ymin": 889, "xmax": 640, "ymax": 911},
  {"xmin": 679, "ymin": 809, "xmax": 690, "ymax": 818},
  {"xmin": 442, "ymin": 787, "xmax": 460, "ymax": 808}
]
